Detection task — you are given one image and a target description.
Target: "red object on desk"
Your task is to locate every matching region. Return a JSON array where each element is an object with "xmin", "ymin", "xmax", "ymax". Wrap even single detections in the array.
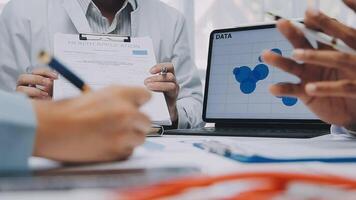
[{"xmin": 117, "ymin": 172, "xmax": 356, "ymax": 200}]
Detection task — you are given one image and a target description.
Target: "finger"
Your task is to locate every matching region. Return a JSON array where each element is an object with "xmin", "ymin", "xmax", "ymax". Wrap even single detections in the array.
[
  {"xmin": 144, "ymin": 73, "xmax": 176, "ymax": 84},
  {"xmin": 16, "ymin": 86, "xmax": 50, "ymax": 99},
  {"xmin": 32, "ymin": 67, "xmax": 58, "ymax": 79},
  {"xmin": 269, "ymin": 83, "xmax": 305, "ymax": 97},
  {"xmin": 114, "ymin": 146, "xmax": 135, "ymax": 161},
  {"xmin": 262, "ymin": 51, "xmax": 306, "ymax": 78},
  {"xmin": 110, "ymin": 86, "xmax": 151, "ymax": 106},
  {"xmin": 305, "ymin": 9, "xmax": 356, "ymax": 49},
  {"xmin": 119, "ymin": 129, "xmax": 146, "ymax": 149},
  {"xmin": 133, "ymin": 112, "xmax": 152, "ymax": 136},
  {"xmin": 317, "ymin": 41, "xmax": 335, "ymax": 50},
  {"xmin": 277, "ymin": 19, "xmax": 313, "ymax": 49},
  {"xmin": 17, "ymin": 74, "xmax": 53, "ymax": 87},
  {"xmin": 292, "ymin": 49, "xmax": 356, "ymax": 74},
  {"xmin": 145, "ymin": 82, "xmax": 177, "ymax": 93},
  {"xmin": 114, "ymin": 112, "xmax": 149, "ymax": 148},
  {"xmin": 305, "ymin": 80, "xmax": 356, "ymax": 98},
  {"xmin": 149, "ymin": 63, "xmax": 175, "ymax": 75},
  {"xmin": 344, "ymin": 0, "xmax": 356, "ymax": 12}
]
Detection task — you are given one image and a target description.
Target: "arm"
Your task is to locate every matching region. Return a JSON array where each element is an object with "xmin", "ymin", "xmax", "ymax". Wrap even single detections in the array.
[
  {"xmin": 0, "ymin": 2, "xmax": 56, "ymax": 98},
  {"xmin": 0, "ymin": 1, "xmax": 31, "ymax": 92},
  {"xmin": 0, "ymin": 86, "xmax": 151, "ymax": 172},
  {"xmin": 171, "ymin": 14, "xmax": 205, "ymax": 129},
  {"xmin": 0, "ymin": 91, "xmax": 36, "ymax": 172},
  {"xmin": 144, "ymin": 14, "xmax": 205, "ymax": 129}
]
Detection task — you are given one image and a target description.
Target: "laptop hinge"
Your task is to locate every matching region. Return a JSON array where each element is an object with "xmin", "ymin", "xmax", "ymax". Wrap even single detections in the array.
[{"xmin": 215, "ymin": 122, "xmax": 330, "ymax": 130}]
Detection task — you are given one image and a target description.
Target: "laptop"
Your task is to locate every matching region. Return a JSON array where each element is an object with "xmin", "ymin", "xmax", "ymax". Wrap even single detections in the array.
[{"xmin": 165, "ymin": 23, "xmax": 330, "ymax": 138}]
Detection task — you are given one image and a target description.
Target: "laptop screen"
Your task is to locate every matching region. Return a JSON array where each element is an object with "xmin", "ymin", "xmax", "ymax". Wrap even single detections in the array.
[{"xmin": 204, "ymin": 24, "xmax": 318, "ymax": 121}]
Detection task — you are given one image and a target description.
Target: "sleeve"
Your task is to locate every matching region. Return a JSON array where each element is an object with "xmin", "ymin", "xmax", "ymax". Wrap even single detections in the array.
[
  {"xmin": 171, "ymin": 14, "xmax": 205, "ymax": 129},
  {"xmin": 0, "ymin": 91, "xmax": 37, "ymax": 172},
  {"xmin": 330, "ymin": 125, "xmax": 356, "ymax": 138},
  {"xmin": 0, "ymin": 0, "xmax": 32, "ymax": 92}
]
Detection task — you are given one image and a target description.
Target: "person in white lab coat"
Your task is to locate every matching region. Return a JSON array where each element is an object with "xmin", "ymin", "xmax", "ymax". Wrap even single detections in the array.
[{"xmin": 0, "ymin": 0, "xmax": 204, "ymax": 129}]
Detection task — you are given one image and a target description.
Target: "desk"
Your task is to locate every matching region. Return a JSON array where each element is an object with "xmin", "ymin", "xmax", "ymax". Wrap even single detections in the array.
[{"xmin": 1, "ymin": 135, "xmax": 356, "ymax": 200}]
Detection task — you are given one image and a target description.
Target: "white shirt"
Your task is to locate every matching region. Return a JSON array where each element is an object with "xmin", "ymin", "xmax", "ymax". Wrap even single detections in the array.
[
  {"xmin": 0, "ymin": 0, "xmax": 205, "ymax": 129},
  {"xmin": 77, "ymin": 0, "xmax": 134, "ymax": 35}
]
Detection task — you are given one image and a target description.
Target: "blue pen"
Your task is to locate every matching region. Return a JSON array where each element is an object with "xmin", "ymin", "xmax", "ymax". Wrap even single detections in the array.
[
  {"xmin": 194, "ymin": 141, "xmax": 356, "ymax": 164},
  {"xmin": 38, "ymin": 51, "xmax": 91, "ymax": 93}
]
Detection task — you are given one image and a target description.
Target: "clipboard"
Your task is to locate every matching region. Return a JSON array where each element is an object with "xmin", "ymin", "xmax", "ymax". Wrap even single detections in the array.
[
  {"xmin": 53, "ymin": 33, "xmax": 172, "ymax": 132},
  {"xmin": 79, "ymin": 33, "xmax": 168, "ymax": 137},
  {"xmin": 79, "ymin": 33, "xmax": 131, "ymax": 42}
]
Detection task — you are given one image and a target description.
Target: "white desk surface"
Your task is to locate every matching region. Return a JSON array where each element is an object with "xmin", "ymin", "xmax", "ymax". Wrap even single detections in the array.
[{"xmin": 2, "ymin": 135, "xmax": 356, "ymax": 200}]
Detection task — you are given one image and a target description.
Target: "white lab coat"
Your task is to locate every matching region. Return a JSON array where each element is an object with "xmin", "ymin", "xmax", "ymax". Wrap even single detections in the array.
[{"xmin": 0, "ymin": 0, "xmax": 204, "ymax": 129}]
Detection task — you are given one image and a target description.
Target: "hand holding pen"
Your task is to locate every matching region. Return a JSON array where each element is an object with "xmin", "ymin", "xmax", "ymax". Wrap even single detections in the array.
[
  {"xmin": 144, "ymin": 63, "xmax": 180, "ymax": 126},
  {"xmin": 262, "ymin": 0, "xmax": 356, "ymax": 129},
  {"xmin": 38, "ymin": 51, "xmax": 92, "ymax": 93}
]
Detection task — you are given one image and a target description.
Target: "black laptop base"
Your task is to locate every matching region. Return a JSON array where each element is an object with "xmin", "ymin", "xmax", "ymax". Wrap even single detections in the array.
[{"xmin": 165, "ymin": 123, "xmax": 330, "ymax": 139}]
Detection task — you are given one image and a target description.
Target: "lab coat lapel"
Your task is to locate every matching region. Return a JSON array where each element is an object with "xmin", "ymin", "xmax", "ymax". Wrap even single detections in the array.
[
  {"xmin": 131, "ymin": 0, "xmax": 141, "ymax": 37},
  {"xmin": 62, "ymin": 0, "xmax": 92, "ymax": 33}
]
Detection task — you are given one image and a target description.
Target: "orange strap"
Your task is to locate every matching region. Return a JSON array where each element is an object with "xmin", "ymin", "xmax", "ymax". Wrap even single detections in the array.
[{"xmin": 117, "ymin": 172, "xmax": 356, "ymax": 200}]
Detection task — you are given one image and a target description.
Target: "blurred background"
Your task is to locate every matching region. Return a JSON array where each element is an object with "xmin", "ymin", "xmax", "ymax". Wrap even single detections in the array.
[{"xmin": 0, "ymin": 0, "xmax": 354, "ymax": 78}]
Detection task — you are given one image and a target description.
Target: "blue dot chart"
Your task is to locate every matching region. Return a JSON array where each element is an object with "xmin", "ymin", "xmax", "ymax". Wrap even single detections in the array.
[
  {"xmin": 233, "ymin": 64, "xmax": 269, "ymax": 94},
  {"xmin": 233, "ymin": 48, "xmax": 298, "ymax": 107}
]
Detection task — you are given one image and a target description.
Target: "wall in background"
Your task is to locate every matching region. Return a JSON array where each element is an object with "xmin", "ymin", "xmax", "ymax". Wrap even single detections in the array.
[
  {"xmin": 161, "ymin": 0, "xmax": 355, "ymax": 72},
  {"xmin": 0, "ymin": 0, "xmax": 354, "ymax": 73}
]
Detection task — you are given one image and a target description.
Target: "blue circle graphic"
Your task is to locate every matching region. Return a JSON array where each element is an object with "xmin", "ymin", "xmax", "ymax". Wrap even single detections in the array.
[
  {"xmin": 282, "ymin": 97, "xmax": 298, "ymax": 106},
  {"xmin": 253, "ymin": 64, "xmax": 269, "ymax": 80},
  {"xmin": 233, "ymin": 66, "xmax": 252, "ymax": 83},
  {"xmin": 240, "ymin": 79, "xmax": 257, "ymax": 94},
  {"xmin": 233, "ymin": 48, "xmax": 283, "ymax": 95}
]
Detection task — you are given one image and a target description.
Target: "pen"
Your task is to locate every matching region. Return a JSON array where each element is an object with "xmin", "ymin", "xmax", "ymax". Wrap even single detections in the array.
[
  {"xmin": 266, "ymin": 12, "xmax": 356, "ymax": 54},
  {"xmin": 38, "ymin": 51, "xmax": 92, "ymax": 93}
]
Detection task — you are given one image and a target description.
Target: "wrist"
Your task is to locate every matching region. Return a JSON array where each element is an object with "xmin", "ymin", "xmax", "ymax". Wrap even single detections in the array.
[
  {"xmin": 169, "ymin": 104, "xmax": 178, "ymax": 121},
  {"xmin": 31, "ymin": 100, "xmax": 59, "ymax": 157},
  {"xmin": 167, "ymin": 103, "xmax": 179, "ymax": 129}
]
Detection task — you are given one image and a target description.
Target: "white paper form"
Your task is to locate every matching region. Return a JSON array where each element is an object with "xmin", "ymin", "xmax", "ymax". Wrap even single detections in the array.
[
  {"xmin": 53, "ymin": 34, "xmax": 171, "ymax": 125},
  {"xmin": 213, "ymin": 137, "xmax": 356, "ymax": 160}
]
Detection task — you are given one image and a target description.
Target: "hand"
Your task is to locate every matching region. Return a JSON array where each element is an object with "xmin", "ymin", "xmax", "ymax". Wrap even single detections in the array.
[
  {"xmin": 145, "ymin": 63, "xmax": 180, "ymax": 124},
  {"xmin": 262, "ymin": 1, "xmax": 356, "ymax": 128},
  {"xmin": 16, "ymin": 67, "xmax": 58, "ymax": 99},
  {"xmin": 32, "ymin": 86, "xmax": 151, "ymax": 163}
]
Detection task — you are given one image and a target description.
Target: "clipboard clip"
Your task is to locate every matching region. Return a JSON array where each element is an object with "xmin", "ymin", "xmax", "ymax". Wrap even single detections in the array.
[
  {"xmin": 147, "ymin": 125, "xmax": 165, "ymax": 137},
  {"xmin": 79, "ymin": 33, "xmax": 131, "ymax": 43}
]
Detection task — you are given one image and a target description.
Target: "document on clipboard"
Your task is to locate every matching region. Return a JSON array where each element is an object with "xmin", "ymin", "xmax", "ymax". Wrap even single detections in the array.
[{"xmin": 53, "ymin": 33, "xmax": 172, "ymax": 126}]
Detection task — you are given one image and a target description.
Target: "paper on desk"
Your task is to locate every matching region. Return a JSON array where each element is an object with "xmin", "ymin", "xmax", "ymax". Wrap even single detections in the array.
[
  {"xmin": 53, "ymin": 34, "xmax": 171, "ymax": 126},
  {"xmin": 219, "ymin": 138, "xmax": 356, "ymax": 160}
]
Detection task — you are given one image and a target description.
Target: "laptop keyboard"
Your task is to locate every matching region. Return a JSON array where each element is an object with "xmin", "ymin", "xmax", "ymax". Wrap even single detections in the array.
[{"xmin": 165, "ymin": 127, "xmax": 329, "ymax": 138}]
